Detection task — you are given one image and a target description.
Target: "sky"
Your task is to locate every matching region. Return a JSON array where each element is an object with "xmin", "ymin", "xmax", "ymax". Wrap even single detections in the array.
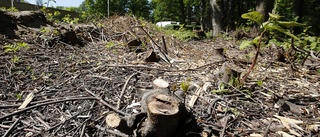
[{"xmin": 27, "ymin": 0, "xmax": 84, "ymax": 7}]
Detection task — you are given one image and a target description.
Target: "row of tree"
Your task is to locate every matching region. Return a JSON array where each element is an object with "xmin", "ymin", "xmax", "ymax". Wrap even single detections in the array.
[
  {"xmin": 40, "ymin": 0, "xmax": 320, "ymax": 36},
  {"xmin": 210, "ymin": 0, "xmax": 320, "ymax": 36}
]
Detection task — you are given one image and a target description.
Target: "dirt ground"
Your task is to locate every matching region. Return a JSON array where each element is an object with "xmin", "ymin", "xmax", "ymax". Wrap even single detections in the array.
[{"xmin": 0, "ymin": 10, "xmax": 320, "ymax": 137}]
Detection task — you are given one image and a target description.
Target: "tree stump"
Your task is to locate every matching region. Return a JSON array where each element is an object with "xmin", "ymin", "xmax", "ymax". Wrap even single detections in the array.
[
  {"xmin": 106, "ymin": 80, "xmax": 197, "ymax": 137},
  {"xmin": 144, "ymin": 50, "xmax": 160, "ymax": 62},
  {"xmin": 139, "ymin": 90, "xmax": 181, "ymax": 137}
]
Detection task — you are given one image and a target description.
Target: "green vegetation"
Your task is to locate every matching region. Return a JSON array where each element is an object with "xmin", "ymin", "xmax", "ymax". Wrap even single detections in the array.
[
  {"xmin": 180, "ymin": 78, "xmax": 191, "ymax": 93},
  {"xmin": 240, "ymin": 11, "xmax": 319, "ymax": 81},
  {"xmin": 0, "ymin": 7, "xmax": 19, "ymax": 12},
  {"xmin": 162, "ymin": 27, "xmax": 197, "ymax": 41},
  {"xmin": 3, "ymin": 42, "xmax": 30, "ymax": 53},
  {"xmin": 3, "ymin": 42, "xmax": 29, "ymax": 64},
  {"xmin": 256, "ymin": 80, "xmax": 263, "ymax": 87},
  {"xmin": 62, "ymin": 14, "xmax": 79, "ymax": 24},
  {"xmin": 105, "ymin": 42, "xmax": 115, "ymax": 49}
]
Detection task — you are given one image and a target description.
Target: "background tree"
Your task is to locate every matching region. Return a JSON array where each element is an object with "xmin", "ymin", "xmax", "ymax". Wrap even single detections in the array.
[
  {"xmin": 36, "ymin": 0, "xmax": 43, "ymax": 6},
  {"xmin": 78, "ymin": 0, "xmax": 151, "ymax": 20},
  {"xmin": 94, "ymin": 0, "xmax": 126, "ymax": 16},
  {"xmin": 256, "ymin": 0, "xmax": 275, "ymax": 21},
  {"xmin": 209, "ymin": 0, "xmax": 223, "ymax": 36},
  {"xmin": 302, "ymin": 0, "xmax": 320, "ymax": 35},
  {"xmin": 179, "ymin": 0, "xmax": 186, "ymax": 24},
  {"xmin": 151, "ymin": 0, "xmax": 181, "ymax": 22},
  {"xmin": 127, "ymin": 0, "xmax": 151, "ymax": 19},
  {"xmin": 71, "ymin": 0, "xmax": 320, "ymax": 36},
  {"xmin": 292, "ymin": 0, "xmax": 304, "ymax": 34}
]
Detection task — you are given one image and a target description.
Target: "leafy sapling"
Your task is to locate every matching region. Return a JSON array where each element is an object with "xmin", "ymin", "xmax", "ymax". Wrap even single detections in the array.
[{"xmin": 240, "ymin": 11, "xmax": 304, "ymax": 82}]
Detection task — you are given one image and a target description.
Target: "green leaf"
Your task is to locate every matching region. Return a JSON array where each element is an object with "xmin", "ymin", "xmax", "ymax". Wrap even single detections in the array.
[
  {"xmin": 283, "ymin": 31, "xmax": 300, "ymax": 41},
  {"xmin": 105, "ymin": 42, "xmax": 115, "ymax": 49},
  {"xmin": 277, "ymin": 21, "xmax": 304, "ymax": 28},
  {"xmin": 264, "ymin": 23, "xmax": 285, "ymax": 32},
  {"xmin": 16, "ymin": 94, "xmax": 22, "ymax": 100},
  {"xmin": 240, "ymin": 40, "xmax": 253, "ymax": 50},
  {"xmin": 310, "ymin": 42, "xmax": 317, "ymax": 50},
  {"xmin": 17, "ymin": 42, "xmax": 29, "ymax": 49},
  {"xmin": 4, "ymin": 48, "xmax": 14, "ymax": 52},
  {"xmin": 268, "ymin": 13, "xmax": 282, "ymax": 20},
  {"xmin": 180, "ymin": 79, "xmax": 191, "ymax": 92},
  {"xmin": 264, "ymin": 23, "xmax": 300, "ymax": 41},
  {"xmin": 251, "ymin": 36, "xmax": 261, "ymax": 45},
  {"xmin": 11, "ymin": 56, "xmax": 20, "ymax": 63},
  {"xmin": 241, "ymin": 11, "xmax": 264, "ymax": 25},
  {"xmin": 305, "ymin": 36, "xmax": 316, "ymax": 42},
  {"xmin": 256, "ymin": 80, "xmax": 263, "ymax": 87}
]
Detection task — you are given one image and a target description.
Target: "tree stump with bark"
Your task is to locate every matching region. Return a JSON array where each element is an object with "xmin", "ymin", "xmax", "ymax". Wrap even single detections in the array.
[{"xmin": 106, "ymin": 80, "xmax": 197, "ymax": 137}]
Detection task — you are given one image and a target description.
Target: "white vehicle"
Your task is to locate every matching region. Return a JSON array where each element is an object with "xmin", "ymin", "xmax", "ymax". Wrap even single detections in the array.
[{"xmin": 156, "ymin": 21, "xmax": 180, "ymax": 27}]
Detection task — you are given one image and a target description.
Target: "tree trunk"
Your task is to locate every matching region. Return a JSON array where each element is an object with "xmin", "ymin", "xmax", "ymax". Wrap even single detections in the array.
[
  {"xmin": 293, "ymin": 0, "xmax": 304, "ymax": 34},
  {"xmin": 210, "ymin": 0, "xmax": 223, "ymax": 36},
  {"xmin": 256, "ymin": 0, "xmax": 275, "ymax": 21},
  {"xmin": 227, "ymin": 0, "xmax": 236, "ymax": 30},
  {"xmin": 200, "ymin": 0, "xmax": 206, "ymax": 31},
  {"xmin": 206, "ymin": 1, "xmax": 212, "ymax": 31},
  {"xmin": 179, "ymin": 0, "xmax": 185, "ymax": 24},
  {"xmin": 186, "ymin": 0, "xmax": 192, "ymax": 24}
]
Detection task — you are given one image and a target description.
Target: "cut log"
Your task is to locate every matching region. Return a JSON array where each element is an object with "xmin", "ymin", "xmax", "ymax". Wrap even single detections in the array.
[
  {"xmin": 106, "ymin": 112, "xmax": 146, "ymax": 135},
  {"xmin": 153, "ymin": 78, "xmax": 169, "ymax": 89}
]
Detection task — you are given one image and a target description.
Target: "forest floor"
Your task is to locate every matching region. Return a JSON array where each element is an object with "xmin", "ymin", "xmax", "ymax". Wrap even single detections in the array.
[{"xmin": 0, "ymin": 10, "xmax": 319, "ymax": 137}]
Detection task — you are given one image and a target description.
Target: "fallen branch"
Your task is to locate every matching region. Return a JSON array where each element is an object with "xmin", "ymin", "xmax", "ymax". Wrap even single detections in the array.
[
  {"xmin": 46, "ymin": 107, "xmax": 99, "ymax": 132},
  {"xmin": 133, "ymin": 25, "xmax": 171, "ymax": 64},
  {"xmin": 117, "ymin": 73, "xmax": 138, "ymax": 109},
  {"xmin": 85, "ymin": 88, "xmax": 128, "ymax": 116},
  {"xmin": 104, "ymin": 60, "xmax": 224, "ymax": 72},
  {"xmin": 0, "ymin": 97, "xmax": 97, "ymax": 121},
  {"xmin": 3, "ymin": 117, "xmax": 21, "ymax": 137}
]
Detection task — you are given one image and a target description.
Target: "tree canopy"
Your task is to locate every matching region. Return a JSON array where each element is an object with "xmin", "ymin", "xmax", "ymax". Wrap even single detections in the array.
[
  {"xmin": 44, "ymin": 0, "xmax": 320, "ymax": 35},
  {"xmin": 77, "ymin": 0, "xmax": 150, "ymax": 19}
]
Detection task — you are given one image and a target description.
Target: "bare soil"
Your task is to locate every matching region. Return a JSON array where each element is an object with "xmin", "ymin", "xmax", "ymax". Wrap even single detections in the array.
[{"xmin": 0, "ymin": 10, "xmax": 319, "ymax": 137}]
